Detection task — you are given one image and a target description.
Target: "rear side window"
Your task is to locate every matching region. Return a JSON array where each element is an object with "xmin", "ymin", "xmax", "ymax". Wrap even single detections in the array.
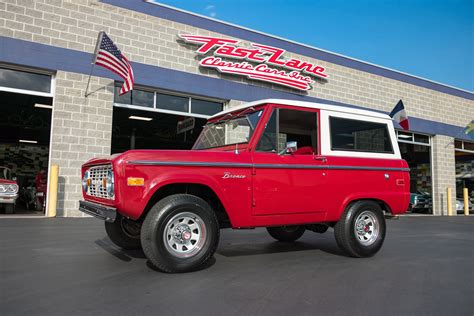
[{"xmin": 330, "ymin": 117, "xmax": 393, "ymax": 153}]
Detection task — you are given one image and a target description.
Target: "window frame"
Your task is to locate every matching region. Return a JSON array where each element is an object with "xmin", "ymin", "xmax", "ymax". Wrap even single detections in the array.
[
  {"xmin": 0, "ymin": 65, "xmax": 55, "ymax": 98},
  {"xmin": 113, "ymin": 84, "xmax": 226, "ymax": 119},
  {"xmin": 253, "ymin": 104, "xmax": 320, "ymax": 155},
  {"xmin": 328, "ymin": 116, "xmax": 394, "ymax": 154},
  {"xmin": 320, "ymin": 110, "xmax": 400, "ymax": 159},
  {"xmin": 455, "ymin": 140, "xmax": 474, "ymax": 153},
  {"xmin": 396, "ymin": 130, "xmax": 431, "ymax": 147}
]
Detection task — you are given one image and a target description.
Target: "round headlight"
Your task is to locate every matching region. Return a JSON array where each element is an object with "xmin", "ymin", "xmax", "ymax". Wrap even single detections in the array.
[
  {"xmin": 106, "ymin": 170, "xmax": 114, "ymax": 197},
  {"xmin": 7, "ymin": 184, "xmax": 18, "ymax": 193},
  {"xmin": 82, "ymin": 170, "xmax": 90, "ymax": 193}
]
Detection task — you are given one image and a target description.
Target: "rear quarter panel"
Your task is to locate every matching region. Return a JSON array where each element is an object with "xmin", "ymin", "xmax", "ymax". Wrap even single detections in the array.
[{"xmin": 324, "ymin": 157, "xmax": 409, "ymax": 221}]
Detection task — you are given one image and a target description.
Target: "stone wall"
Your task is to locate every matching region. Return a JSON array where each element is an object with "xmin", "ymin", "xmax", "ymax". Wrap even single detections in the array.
[
  {"xmin": 0, "ymin": 0, "xmax": 472, "ymax": 127},
  {"xmin": 50, "ymin": 71, "xmax": 113, "ymax": 216}
]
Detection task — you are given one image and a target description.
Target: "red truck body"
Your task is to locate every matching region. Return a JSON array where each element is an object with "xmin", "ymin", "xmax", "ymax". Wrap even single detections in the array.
[{"xmin": 81, "ymin": 100, "xmax": 409, "ymax": 228}]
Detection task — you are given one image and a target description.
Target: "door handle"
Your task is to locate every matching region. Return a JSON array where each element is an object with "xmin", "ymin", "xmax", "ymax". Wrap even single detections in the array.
[{"xmin": 313, "ymin": 156, "xmax": 327, "ymax": 162}]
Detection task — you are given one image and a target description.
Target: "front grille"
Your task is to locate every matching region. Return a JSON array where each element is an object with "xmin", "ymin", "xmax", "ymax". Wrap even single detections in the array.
[{"xmin": 87, "ymin": 164, "xmax": 113, "ymax": 199}]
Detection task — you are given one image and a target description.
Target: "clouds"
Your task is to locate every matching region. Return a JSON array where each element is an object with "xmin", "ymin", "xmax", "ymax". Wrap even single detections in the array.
[{"xmin": 204, "ymin": 4, "xmax": 216, "ymax": 17}]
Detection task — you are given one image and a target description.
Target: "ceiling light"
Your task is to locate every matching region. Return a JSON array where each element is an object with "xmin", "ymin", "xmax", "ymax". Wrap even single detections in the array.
[
  {"xmin": 19, "ymin": 140, "xmax": 38, "ymax": 144},
  {"xmin": 398, "ymin": 134, "xmax": 412, "ymax": 139},
  {"xmin": 34, "ymin": 103, "xmax": 53, "ymax": 109},
  {"xmin": 129, "ymin": 116, "xmax": 153, "ymax": 121}
]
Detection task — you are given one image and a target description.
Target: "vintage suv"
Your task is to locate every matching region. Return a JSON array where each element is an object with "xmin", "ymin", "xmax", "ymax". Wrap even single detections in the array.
[{"xmin": 79, "ymin": 99, "xmax": 410, "ymax": 272}]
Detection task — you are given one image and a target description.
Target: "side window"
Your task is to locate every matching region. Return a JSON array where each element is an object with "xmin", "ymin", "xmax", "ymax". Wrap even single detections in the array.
[
  {"xmin": 256, "ymin": 108, "xmax": 318, "ymax": 154},
  {"xmin": 330, "ymin": 117, "xmax": 393, "ymax": 153}
]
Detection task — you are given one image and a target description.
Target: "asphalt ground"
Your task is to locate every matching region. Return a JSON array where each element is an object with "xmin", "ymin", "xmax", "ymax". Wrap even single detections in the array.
[{"xmin": 1, "ymin": 216, "xmax": 473, "ymax": 315}]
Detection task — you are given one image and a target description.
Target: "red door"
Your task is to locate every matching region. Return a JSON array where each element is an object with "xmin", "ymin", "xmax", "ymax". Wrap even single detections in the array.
[
  {"xmin": 252, "ymin": 153, "xmax": 328, "ymax": 215},
  {"xmin": 250, "ymin": 106, "xmax": 328, "ymax": 216}
]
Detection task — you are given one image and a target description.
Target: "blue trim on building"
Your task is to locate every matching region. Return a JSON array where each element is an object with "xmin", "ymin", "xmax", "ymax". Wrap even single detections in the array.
[
  {"xmin": 100, "ymin": 0, "xmax": 473, "ymax": 101},
  {"xmin": 0, "ymin": 36, "xmax": 471, "ymax": 141}
]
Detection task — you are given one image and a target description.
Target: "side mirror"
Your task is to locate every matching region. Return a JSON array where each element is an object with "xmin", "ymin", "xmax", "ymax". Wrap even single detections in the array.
[
  {"xmin": 279, "ymin": 141, "xmax": 297, "ymax": 155},
  {"xmin": 12, "ymin": 176, "xmax": 17, "ymax": 182}
]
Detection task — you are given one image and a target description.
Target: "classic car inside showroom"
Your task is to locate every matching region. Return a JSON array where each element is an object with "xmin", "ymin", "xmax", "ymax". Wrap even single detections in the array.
[
  {"xmin": 0, "ymin": 69, "xmax": 53, "ymax": 215},
  {"xmin": 0, "ymin": 0, "xmax": 472, "ymax": 217}
]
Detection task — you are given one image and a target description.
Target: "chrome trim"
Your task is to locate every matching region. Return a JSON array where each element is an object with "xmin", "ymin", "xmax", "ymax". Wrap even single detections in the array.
[{"xmin": 127, "ymin": 160, "xmax": 410, "ymax": 172}]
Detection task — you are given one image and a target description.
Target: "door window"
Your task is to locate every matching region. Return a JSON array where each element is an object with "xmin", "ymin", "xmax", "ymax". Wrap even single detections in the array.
[{"xmin": 256, "ymin": 108, "xmax": 318, "ymax": 154}]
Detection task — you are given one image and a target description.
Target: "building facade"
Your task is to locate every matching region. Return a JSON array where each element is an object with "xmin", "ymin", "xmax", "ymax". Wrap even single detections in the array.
[{"xmin": 0, "ymin": 0, "xmax": 473, "ymax": 217}]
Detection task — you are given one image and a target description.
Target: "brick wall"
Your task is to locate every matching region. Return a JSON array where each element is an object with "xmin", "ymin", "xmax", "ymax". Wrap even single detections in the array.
[
  {"xmin": 0, "ymin": 0, "xmax": 472, "ymax": 127},
  {"xmin": 1, "ymin": 0, "xmax": 473, "ymax": 215},
  {"xmin": 431, "ymin": 135, "xmax": 457, "ymax": 215},
  {"xmin": 51, "ymin": 71, "xmax": 113, "ymax": 216}
]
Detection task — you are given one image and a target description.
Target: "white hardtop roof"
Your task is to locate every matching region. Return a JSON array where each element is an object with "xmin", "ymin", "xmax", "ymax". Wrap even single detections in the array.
[{"xmin": 210, "ymin": 99, "xmax": 391, "ymax": 120}]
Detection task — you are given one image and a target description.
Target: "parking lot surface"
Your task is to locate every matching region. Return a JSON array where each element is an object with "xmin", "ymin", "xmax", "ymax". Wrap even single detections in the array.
[{"xmin": 1, "ymin": 216, "xmax": 473, "ymax": 315}]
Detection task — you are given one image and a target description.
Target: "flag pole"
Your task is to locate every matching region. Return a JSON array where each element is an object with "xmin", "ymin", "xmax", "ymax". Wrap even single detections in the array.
[{"xmin": 85, "ymin": 31, "xmax": 104, "ymax": 97}]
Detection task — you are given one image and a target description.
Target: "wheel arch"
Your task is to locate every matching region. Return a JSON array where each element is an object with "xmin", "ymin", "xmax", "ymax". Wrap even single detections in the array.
[
  {"xmin": 343, "ymin": 198, "xmax": 392, "ymax": 215},
  {"xmin": 140, "ymin": 182, "xmax": 232, "ymax": 228}
]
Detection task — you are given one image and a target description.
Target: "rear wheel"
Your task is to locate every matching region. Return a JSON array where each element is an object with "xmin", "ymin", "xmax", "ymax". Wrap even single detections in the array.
[
  {"xmin": 334, "ymin": 201, "xmax": 386, "ymax": 257},
  {"xmin": 141, "ymin": 194, "xmax": 219, "ymax": 273},
  {"xmin": 104, "ymin": 214, "xmax": 141, "ymax": 250},
  {"xmin": 267, "ymin": 225, "xmax": 305, "ymax": 242}
]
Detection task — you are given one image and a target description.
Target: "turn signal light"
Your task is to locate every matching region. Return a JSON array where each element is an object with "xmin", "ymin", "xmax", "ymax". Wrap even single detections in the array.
[{"xmin": 127, "ymin": 177, "xmax": 145, "ymax": 186}]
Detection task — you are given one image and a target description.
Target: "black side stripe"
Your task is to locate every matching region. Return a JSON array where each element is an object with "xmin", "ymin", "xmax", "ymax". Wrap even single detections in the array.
[
  {"xmin": 128, "ymin": 161, "xmax": 253, "ymax": 168},
  {"xmin": 127, "ymin": 160, "xmax": 410, "ymax": 172}
]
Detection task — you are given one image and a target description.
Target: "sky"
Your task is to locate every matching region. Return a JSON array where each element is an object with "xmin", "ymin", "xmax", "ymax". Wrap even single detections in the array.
[{"xmin": 156, "ymin": 0, "xmax": 473, "ymax": 92}]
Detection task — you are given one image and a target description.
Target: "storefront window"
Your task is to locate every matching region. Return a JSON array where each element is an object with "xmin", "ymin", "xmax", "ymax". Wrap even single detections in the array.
[
  {"xmin": 0, "ymin": 68, "xmax": 52, "ymax": 94},
  {"xmin": 156, "ymin": 93, "xmax": 189, "ymax": 112},
  {"xmin": 464, "ymin": 141, "xmax": 474, "ymax": 151},
  {"xmin": 114, "ymin": 87, "xmax": 154, "ymax": 108},
  {"xmin": 455, "ymin": 140, "xmax": 474, "ymax": 203},
  {"xmin": 191, "ymin": 99, "xmax": 223, "ymax": 116},
  {"xmin": 397, "ymin": 131, "xmax": 413, "ymax": 142},
  {"xmin": 113, "ymin": 83, "xmax": 224, "ymax": 118},
  {"xmin": 414, "ymin": 134, "xmax": 429, "ymax": 144}
]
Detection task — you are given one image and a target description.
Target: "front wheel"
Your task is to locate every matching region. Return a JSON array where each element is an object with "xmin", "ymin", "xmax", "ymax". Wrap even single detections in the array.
[
  {"xmin": 141, "ymin": 194, "xmax": 220, "ymax": 273},
  {"xmin": 105, "ymin": 214, "xmax": 142, "ymax": 250},
  {"xmin": 267, "ymin": 225, "xmax": 305, "ymax": 242},
  {"xmin": 334, "ymin": 201, "xmax": 386, "ymax": 257}
]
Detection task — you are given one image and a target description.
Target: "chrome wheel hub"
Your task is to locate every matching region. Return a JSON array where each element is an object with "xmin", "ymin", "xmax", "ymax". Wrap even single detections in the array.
[
  {"xmin": 354, "ymin": 211, "xmax": 379, "ymax": 246},
  {"xmin": 164, "ymin": 212, "xmax": 206, "ymax": 258}
]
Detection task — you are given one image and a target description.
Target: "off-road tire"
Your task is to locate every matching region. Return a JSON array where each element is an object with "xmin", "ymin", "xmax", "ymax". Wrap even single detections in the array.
[
  {"xmin": 105, "ymin": 214, "xmax": 141, "ymax": 250},
  {"xmin": 141, "ymin": 194, "xmax": 220, "ymax": 273},
  {"xmin": 334, "ymin": 200, "xmax": 386, "ymax": 257},
  {"xmin": 267, "ymin": 225, "xmax": 305, "ymax": 242}
]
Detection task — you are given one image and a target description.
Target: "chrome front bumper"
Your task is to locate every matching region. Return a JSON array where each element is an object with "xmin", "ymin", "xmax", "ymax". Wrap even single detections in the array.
[
  {"xmin": 0, "ymin": 193, "xmax": 18, "ymax": 204},
  {"xmin": 79, "ymin": 200, "xmax": 116, "ymax": 222}
]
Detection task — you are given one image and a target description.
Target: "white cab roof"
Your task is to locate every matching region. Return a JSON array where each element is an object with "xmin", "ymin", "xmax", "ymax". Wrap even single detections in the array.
[{"xmin": 210, "ymin": 99, "xmax": 390, "ymax": 120}]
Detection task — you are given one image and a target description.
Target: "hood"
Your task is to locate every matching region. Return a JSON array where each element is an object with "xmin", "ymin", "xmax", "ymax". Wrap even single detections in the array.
[
  {"xmin": 112, "ymin": 149, "xmax": 252, "ymax": 166},
  {"xmin": 0, "ymin": 179, "xmax": 16, "ymax": 185}
]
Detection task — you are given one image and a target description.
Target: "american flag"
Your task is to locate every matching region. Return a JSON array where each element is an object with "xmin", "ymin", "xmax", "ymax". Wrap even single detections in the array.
[{"xmin": 94, "ymin": 32, "xmax": 134, "ymax": 95}]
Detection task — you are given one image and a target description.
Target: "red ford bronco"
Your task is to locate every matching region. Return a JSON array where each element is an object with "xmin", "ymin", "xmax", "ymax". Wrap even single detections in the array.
[{"xmin": 80, "ymin": 99, "xmax": 410, "ymax": 272}]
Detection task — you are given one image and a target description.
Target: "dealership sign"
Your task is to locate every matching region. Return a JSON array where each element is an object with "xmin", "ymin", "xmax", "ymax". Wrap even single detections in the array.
[{"xmin": 179, "ymin": 34, "xmax": 328, "ymax": 91}]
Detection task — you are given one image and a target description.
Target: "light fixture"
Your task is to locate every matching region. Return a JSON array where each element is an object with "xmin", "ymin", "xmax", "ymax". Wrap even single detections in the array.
[
  {"xmin": 398, "ymin": 134, "xmax": 412, "ymax": 139},
  {"xmin": 19, "ymin": 140, "xmax": 38, "ymax": 144},
  {"xmin": 34, "ymin": 103, "xmax": 53, "ymax": 109},
  {"xmin": 129, "ymin": 115, "xmax": 153, "ymax": 121}
]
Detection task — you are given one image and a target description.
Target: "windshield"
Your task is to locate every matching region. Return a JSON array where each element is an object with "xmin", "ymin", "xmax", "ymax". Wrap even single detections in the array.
[
  {"xmin": 0, "ymin": 167, "xmax": 11, "ymax": 180},
  {"xmin": 193, "ymin": 110, "xmax": 263, "ymax": 150}
]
